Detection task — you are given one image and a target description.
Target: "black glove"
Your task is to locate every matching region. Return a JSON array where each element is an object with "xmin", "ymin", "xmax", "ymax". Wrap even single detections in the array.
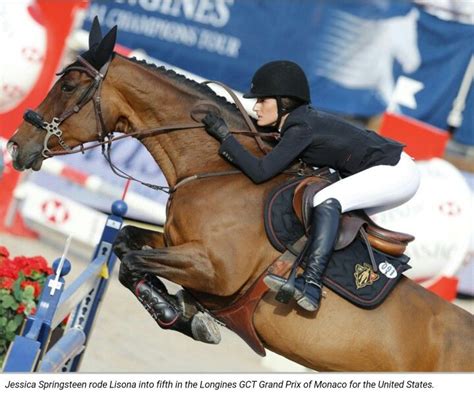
[{"xmin": 202, "ymin": 113, "xmax": 230, "ymax": 142}]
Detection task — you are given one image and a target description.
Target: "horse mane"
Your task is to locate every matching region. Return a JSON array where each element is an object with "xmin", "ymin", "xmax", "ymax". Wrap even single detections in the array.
[{"xmin": 118, "ymin": 53, "xmax": 242, "ymax": 117}]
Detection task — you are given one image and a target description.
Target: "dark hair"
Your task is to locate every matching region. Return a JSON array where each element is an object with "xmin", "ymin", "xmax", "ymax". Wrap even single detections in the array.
[{"xmin": 280, "ymin": 96, "xmax": 306, "ymax": 114}]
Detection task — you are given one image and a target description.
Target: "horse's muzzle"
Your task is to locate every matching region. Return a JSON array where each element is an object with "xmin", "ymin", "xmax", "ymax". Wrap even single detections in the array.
[{"xmin": 7, "ymin": 139, "xmax": 44, "ymax": 171}]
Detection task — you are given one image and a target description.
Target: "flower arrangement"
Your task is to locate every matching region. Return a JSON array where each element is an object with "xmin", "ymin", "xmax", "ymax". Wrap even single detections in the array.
[{"xmin": 0, "ymin": 246, "xmax": 52, "ymax": 367}]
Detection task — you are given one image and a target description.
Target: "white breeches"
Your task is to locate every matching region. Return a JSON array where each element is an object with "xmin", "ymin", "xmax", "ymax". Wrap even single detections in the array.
[{"xmin": 313, "ymin": 152, "xmax": 420, "ymax": 215}]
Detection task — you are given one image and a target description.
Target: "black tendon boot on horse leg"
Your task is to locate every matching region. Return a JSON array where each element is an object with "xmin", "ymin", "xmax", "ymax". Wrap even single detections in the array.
[
  {"xmin": 135, "ymin": 274, "xmax": 221, "ymax": 344},
  {"xmin": 264, "ymin": 198, "xmax": 341, "ymax": 312},
  {"xmin": 119, "ymin": 264, "xmax": 221, "ymax": 344}
]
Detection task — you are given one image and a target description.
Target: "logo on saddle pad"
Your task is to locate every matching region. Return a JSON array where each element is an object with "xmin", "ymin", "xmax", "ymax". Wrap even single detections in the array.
[{"xmin": 354, "ymin": 263, "xmax": 379, "ymax": 289}]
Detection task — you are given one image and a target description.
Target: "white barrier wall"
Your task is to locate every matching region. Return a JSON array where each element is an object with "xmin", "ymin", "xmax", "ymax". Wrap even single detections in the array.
[{"xmin": 372, "ymin": 158, "xmax": 473, "ymax": 280}]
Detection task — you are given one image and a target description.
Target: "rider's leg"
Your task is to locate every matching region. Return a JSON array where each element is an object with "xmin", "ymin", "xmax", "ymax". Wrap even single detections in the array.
[
  {"xmin": 265, "ymin": 198, "xmax": 341, "ymax": 311},
  {"xmin": 293, "ymin": 198, "xmax": 341, "ymax": 311},
  {"xmin": 312, "ymin": 152, "xmax": 420, "ymax": 212}
]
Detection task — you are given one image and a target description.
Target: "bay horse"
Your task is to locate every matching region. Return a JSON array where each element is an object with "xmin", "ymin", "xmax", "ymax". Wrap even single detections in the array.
[{"xmin": 8, "ymin": 21, "xmax": 474, "ymax": 371}]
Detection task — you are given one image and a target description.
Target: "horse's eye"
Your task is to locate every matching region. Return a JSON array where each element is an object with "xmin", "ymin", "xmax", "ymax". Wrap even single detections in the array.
[{"xmin": 61, "ymin": 83, "xmax": 76, "ymax": 93}]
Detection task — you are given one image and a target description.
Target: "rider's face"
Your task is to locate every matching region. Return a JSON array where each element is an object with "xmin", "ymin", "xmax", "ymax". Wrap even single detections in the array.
[{"xmin": 253, "ymin": 98, "xmax": 278, "ymax": 126}]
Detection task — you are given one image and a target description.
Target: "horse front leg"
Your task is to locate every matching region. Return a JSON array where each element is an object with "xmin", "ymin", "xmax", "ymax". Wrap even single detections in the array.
[
  {"xmin": 113, "ymin": 225, "xmax": 165, "ymax": 259},
  {"xmin": 114, "ymin": 234, "xmax": 221, "ymax": 344}
]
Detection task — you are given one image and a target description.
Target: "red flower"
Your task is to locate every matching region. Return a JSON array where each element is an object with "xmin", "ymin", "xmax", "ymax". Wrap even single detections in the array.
[
  {"xmin": 10, "ymin": 255, "xmax": 52, "ymax": 277},
  {"xmin": 0, "ymin": 260, "xmax": 19, "ymax": 280},
  {"xmin": 29, "ymin": 256, "xmax": 53, "ymax": 275},
  {"xmin": 16, "ymin": 304, "xmax": 26, "ymax": 314},
  {"xmin": 0, "ymin": 277, "xmax": 15, "ymax": 290},
  {"xmin": 12, "ymin": 256, "xmax": 32, "ymax": 275},
  {"xmin": 0, "ymin": 246, "xmax": 9, "ymax": 258}
]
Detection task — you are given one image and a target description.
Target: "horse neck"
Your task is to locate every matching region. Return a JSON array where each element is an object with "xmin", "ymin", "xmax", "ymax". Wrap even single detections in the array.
[{"xmin": 110, "ymin": 56, "xmax": 255, "ymax": 186}]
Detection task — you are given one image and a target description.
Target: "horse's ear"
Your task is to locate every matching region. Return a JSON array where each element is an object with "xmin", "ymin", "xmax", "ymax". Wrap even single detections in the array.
[
  {"xmin": 89, "ymin": 16, "xmax": 103, "ymax": 49},
  {"xmin": 94, "ymin": 26, "xmax": 117, "ymax": 69}
]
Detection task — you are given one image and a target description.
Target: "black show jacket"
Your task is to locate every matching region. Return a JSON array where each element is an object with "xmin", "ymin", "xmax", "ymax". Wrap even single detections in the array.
[{"xmin": 219, "ymin": 105, "xmax": 404, "ymax": 183}]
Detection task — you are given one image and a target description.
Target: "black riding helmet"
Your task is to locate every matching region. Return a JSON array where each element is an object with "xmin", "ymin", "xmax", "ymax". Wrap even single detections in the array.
[
  {"xmin": 243, "ymin": 60, "xmax": 311, "ymax": 103},
  {"xmin": 244, "ymin": 61, "xmax": 310, "ymax": 128}
]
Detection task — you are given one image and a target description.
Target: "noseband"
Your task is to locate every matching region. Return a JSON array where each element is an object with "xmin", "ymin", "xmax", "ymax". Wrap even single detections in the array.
[{"xmin": 23, "ymin": 55, "xmax": 110, "ymax": 158}]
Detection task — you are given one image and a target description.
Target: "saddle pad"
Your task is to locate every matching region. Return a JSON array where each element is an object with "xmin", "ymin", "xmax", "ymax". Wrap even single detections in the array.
[
  {"xmin": 264, "ymin": 177, "xmax": 305, "ymax": 252},
  {"xmin": 322, "ymin": 238, "xmax": 411, "ymax": 308},
  {"xmin": 264, "ymin": 177, "xmax": 411, "ymax": 308}
]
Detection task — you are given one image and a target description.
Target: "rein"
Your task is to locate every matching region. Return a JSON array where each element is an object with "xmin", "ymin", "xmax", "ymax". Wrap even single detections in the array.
[
  {"xmin": 23, "ymin": 55, "xmax": 278, "ymax": 193},
  {"xmin": 41, "ymin": 122, "xmax": 277, "ymax": 157}
]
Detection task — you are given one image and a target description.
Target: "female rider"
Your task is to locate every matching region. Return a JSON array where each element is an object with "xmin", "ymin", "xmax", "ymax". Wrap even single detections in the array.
[{"xmin": 202, "ymin": 60, "xmax": 420, "ymax": 312}]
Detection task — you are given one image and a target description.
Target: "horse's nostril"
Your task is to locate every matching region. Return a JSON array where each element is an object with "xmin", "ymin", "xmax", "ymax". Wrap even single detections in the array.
[{"xmin": 6, "ymin": 141, "xmax": 18, "ymax": 160}]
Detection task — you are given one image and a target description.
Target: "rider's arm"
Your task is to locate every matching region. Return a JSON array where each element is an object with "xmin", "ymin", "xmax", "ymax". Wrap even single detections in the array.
[{"xmin": 218, "ymin": 124, "xmax": 313, "ymax": 183}]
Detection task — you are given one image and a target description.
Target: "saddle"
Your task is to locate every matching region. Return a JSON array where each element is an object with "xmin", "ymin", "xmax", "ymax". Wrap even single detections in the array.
[{"xmin": 292, "ymin": 177, "xmax": 415, "ymax": 256}]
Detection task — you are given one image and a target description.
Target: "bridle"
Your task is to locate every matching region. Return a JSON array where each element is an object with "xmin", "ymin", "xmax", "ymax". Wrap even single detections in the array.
[
  {"xmin": 22, "ymin": 55, "xmax": 280, "ymax": 192},
  {"xmin": 23, "ymin": 55, "xmax": 111, "ymax": 158}
]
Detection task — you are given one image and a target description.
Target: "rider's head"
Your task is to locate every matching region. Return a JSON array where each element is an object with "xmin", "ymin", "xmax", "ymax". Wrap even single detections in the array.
[{"xmin": 243, "ymin": 60, "xmax": 310, "ymax": 128}]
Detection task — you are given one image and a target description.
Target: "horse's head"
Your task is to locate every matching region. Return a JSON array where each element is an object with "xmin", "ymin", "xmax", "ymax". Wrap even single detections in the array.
[{"xmin": 8, "ymin": 17, "xmax": 117, "ymax": 171}]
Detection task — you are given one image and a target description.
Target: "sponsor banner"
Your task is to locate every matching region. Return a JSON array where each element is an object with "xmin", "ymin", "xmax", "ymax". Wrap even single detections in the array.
[
  {"xmin": 82, "ymin": 0, "xmax": 473, "ymax": 144},
  {"xmin": 82, "ymin": 0, "xmax": 411, "ymax": 116}
]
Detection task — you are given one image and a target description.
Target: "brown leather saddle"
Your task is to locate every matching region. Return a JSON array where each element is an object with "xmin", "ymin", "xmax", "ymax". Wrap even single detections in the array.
[{"xmin": 292, "ymin": 177, "xmax": 414, "ymax": 256}]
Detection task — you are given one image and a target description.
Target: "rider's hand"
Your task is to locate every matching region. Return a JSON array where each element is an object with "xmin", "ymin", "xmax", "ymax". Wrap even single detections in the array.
[{"xmin": 202, "ymin": 113, "xmax": 230, "ymax": 142}]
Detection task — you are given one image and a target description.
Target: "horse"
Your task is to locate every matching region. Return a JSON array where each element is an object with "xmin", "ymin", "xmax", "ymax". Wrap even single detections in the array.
[{"xmin": 8, "ymin": 21, "xmax": 474, "ymax": 372}]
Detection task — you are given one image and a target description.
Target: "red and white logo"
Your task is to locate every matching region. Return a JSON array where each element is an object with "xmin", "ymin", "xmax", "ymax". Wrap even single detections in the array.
[
  {"xmin": 438, "ymin": 201, "xmax": 462, "ymax": 217},
  {"xmin": 41, "ymin": 199, "xmax": 69, "ymax": 224},
  {"xmin": 21, "ymin": 46, "xmax": 44, "ymax": 63}
]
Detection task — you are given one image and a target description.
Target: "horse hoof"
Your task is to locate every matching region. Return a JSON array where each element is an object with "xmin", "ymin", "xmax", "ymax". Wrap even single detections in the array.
[{"xmin": 191, "ymin": 312, "xmax": 221, "ymax": 344}]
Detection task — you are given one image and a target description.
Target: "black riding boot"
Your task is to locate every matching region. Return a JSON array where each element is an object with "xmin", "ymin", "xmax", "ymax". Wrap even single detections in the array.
[
  {"xmin": 133, "ymin": 274, "xmax": 221, "ymax": 344},
  {"xmin": 264, "ymin": 198, "xmax": 341, "ymax": 312}
]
